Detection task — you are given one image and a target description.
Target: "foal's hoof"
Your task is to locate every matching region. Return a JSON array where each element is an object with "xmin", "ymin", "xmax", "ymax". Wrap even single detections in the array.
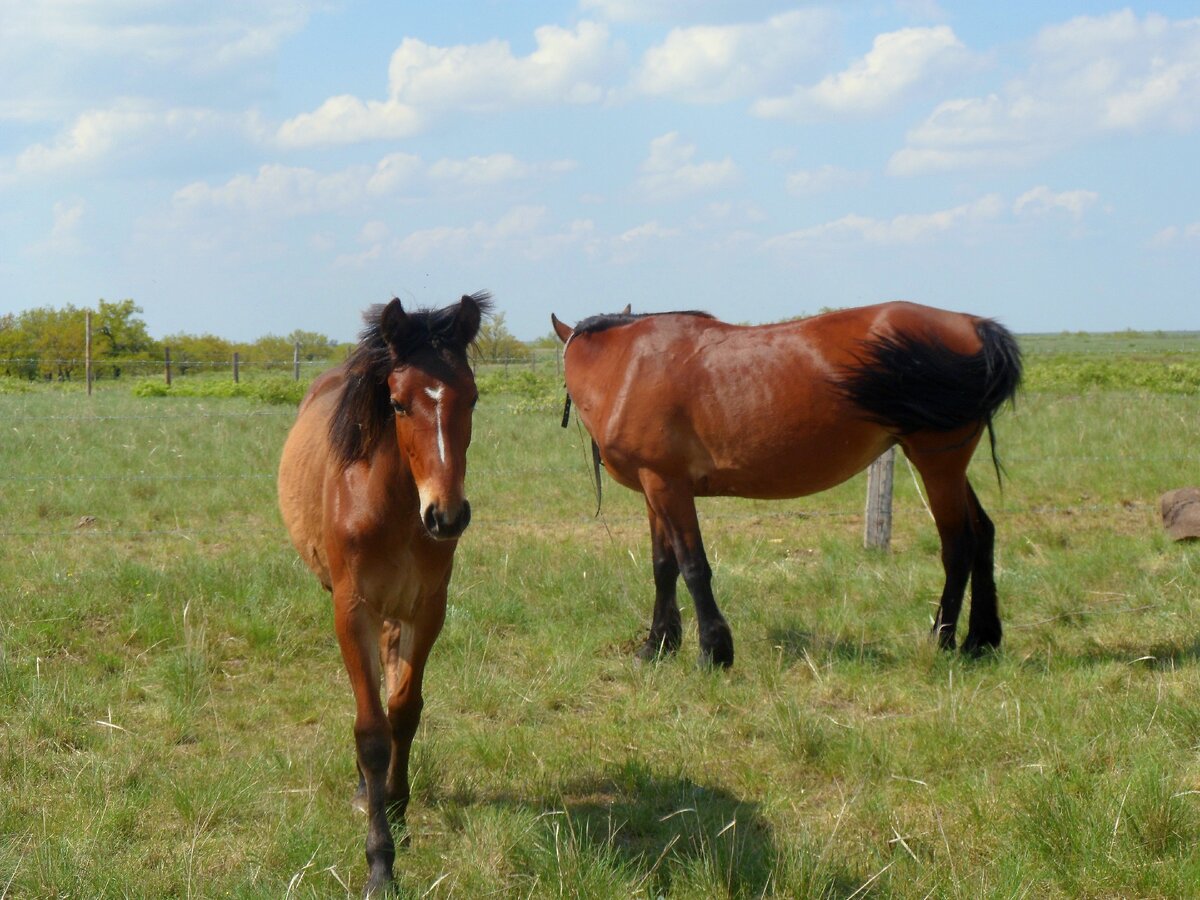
[{"xmin": 363, "ymin": 868, "xmax": 394, "ymax": 898}]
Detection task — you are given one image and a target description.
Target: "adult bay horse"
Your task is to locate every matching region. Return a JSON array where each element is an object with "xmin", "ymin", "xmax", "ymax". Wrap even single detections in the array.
[
  {"xmin": 551, "ymin": 301, "xmax": 1021, "ymax": 669},
  {"xmin": 279, "ymin": 292, "xmax": 490, "ymax": 895}
]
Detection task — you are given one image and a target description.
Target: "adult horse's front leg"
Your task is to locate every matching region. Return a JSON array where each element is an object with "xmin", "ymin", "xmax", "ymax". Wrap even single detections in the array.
[
  {"xmin": 640, "ymin": 473, "xmax": 733, "ymax": 668},
  {"xmin": 380, "ymin": 597, "xmax": 446, "ymax": 825},
  {"xmin": 333, "ymin": 590, "xmax": 395, "ymax": 897},
  {"xmin": 636, "ymin": 503, "xmax": 683, "ymax": 661}
]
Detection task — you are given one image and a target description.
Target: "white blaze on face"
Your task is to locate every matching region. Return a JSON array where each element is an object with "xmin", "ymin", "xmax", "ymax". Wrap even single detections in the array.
[{"xmin": 425, "ymin": 386, "xmax": 446, "ymax": 465}]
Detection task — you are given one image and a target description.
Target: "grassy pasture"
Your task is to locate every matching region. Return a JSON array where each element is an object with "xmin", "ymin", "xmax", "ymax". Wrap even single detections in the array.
[{"xmin": 2, "ymin": 343, "xmax": 1200, "ymax": 898}]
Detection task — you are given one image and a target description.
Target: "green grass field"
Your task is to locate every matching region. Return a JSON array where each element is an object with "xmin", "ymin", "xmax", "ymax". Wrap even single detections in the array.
[{"xmin": 2, "ymin": 338, "xmax": 1200, "ymax": 898}]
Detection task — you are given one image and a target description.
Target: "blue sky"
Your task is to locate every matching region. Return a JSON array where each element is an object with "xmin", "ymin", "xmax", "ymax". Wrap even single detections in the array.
[{"xmin": 2, "ymin": 2, "xmax": 1198, "ymax": 342}]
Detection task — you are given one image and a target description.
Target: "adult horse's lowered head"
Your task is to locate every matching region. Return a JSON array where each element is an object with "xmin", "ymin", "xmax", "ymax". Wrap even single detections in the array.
[
  {"xmin": 279, "ymin": 292, "xmax": 490, "ymax": 895},
  {"xmin": 551, "ymin": 301, "xmax": 1021, "ymax": 669}
]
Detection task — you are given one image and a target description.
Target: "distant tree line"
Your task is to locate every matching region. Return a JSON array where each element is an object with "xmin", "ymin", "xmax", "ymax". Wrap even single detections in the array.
[
  {"xmin": 0, "ymin": 299, "xmax": 540, "ymax": 381},
  {"xmin": 0, "ymin": 299, "xmax": 346, "ymax": 381}
]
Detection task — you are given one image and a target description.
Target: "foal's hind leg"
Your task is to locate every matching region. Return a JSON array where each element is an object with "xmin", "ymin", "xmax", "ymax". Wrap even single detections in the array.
[
  {"xmin": 640, "ymin": 473, "xmax": 733, "ymax": 668},
  {"xmin": 636, "ymin": 503, "xmax": 683, "ymax": 661}
]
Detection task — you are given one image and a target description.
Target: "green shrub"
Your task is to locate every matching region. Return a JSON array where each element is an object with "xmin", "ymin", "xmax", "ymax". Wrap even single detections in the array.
[{"xmin": 129, "ymin": 375, "xmax": 308, "ymax": 405}]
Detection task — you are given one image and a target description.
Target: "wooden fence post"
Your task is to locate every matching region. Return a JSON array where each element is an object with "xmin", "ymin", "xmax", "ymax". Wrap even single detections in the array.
[
  {"xmin": 293, "ymin": 342, "xmax": 301, "ymax": 381},
  {"xmin": 165, "ymin": 347, "xmax": 172, "ymax": 386},
  {"xmin": 864, "ymin": 447, "xmax": 895, "ymax": 550},
  {"xmin": 85, "ymin": 311, "xmax": 93, "ymax": 396},
  {"xmin": 233, "ymin": 351, "xmax": 240, "ymax": 384}
]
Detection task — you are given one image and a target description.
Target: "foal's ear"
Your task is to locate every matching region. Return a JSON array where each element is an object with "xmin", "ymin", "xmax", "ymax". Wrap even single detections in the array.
[
  {"xmin": 550, "ymin": 313, "xmax": 574, "ymax": 344},
  {"xmin": 379, "ymin": 298, "xmax": 409, "ymax": 352},
  {"xmin": 454, "ymin": 293, "xmax": 485, "ymax": 345}
]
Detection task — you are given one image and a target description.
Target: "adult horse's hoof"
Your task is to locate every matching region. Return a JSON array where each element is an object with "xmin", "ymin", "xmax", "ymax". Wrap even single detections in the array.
[
  {"xmin": 931, "ymin": 623, "xmax": 957, "ymax": 652},
  {"xmin": 635, "ymin": 631, "xmax": 680, "ymax": 662},
  {"xmin": 698, "ymin": 623, "xmax": 734, "ymax": 669},
  {"xmin": 961, "ymin": 631, "xmax": 1001, "ymax": 658}
]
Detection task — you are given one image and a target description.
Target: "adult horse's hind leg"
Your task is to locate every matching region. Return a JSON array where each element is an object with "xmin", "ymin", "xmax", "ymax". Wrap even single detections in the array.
[
  {"xmin": 639, "ymin": 472, "xmax": 733, "ymax": 668},
  {"xmin": 961, "ymin": 482, "xmax": 1001, "ymax": 654},
  {"xmin": 904, "ymin": 444, "xmax": 980, "ymax": 652},
  {"xmin": 636, "ymin": 503, "xmax": 683, "ymax": 661}
]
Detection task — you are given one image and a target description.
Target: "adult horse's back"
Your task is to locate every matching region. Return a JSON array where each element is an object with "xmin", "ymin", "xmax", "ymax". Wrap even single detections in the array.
[
  {"xmin": 279, "ymin": 292, "xmax": 489, "ymax": 896},
  {"xmin": 551, "ymin": 301, "xmax": 1021, "ymax": 668}
]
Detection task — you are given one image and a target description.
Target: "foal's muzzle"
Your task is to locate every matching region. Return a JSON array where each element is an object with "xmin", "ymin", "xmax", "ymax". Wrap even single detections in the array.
[{"xmin": 422, "ymin": 500, "xmax": 471, "ymax": 540}]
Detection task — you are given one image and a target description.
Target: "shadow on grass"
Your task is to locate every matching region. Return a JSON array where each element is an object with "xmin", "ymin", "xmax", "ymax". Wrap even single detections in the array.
[
  {"xmin": 548, "ymin": 761, "xmax": 863, "ymax": 898},
  {"xmin": 434, "ymin": 759, "xmax": 867, "ymax": 897},
  {"xmin": 1070, "ymin": 636, "xmax": 1200, "ymax": 671},
  {"xmin": 767, "ymin": 624, "xmax": 899, "ymax": 669}
]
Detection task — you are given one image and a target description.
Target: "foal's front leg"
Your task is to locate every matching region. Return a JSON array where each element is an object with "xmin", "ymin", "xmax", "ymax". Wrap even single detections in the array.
[
  {"xmin": 332, "ymin": 590, "xmax": 395, "ymax": 896},
  {"xmin": 380, "ymin": 597, "xmax": 446, "ymax": 825}
]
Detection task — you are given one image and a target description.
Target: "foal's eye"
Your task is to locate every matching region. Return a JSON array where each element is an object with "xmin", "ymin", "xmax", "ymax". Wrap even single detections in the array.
[{"xmin": 391, "ymin": 399, "xmax": 408, "ymax": 416}]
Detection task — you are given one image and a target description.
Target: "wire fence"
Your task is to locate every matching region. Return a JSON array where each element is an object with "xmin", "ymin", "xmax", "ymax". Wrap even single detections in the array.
[
  {"xmin": 0, "ymin": 400, "xmax": 1176, "ymax": 541},
  {"xmin": 3, "ymin": 351, "xmax": 1194, "ymax": 553},
  {"xmin": 0, "ymin": 348, "xmax": 561, "ymax": 386}
]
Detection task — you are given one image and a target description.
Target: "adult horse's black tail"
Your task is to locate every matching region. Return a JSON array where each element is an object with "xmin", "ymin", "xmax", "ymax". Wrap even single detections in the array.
[{"xmin": 837, "ymin": 318, "xmax": 1023, "ymax": 482}]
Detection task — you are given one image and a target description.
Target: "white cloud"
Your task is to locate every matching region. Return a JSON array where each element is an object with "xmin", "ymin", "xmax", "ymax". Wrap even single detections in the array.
[
  {"xmin": 175, "ymin": 163, "xmax": 374, "ymax": 215},
  {"xmin": 606, "ymin": 220, "xmax": 682, "ymax": 263},
  {"xmin": 11, "ymin": 105, "xmax": 153, "ymax": 175},
  {"xmin": 617, "ymin": 221, "xmax": 681, "ymax": 243},
  {"xmin": 1013, "ymin": 186, "xmax": 1099, "ymax": 219},
  {"xmin": 637, "ymin": 132, "xmax": 739, "ymax": 200},
  {"xmin": 753, "ymin": 25, "xmax": 967, "ymax": 119},
  {"xmin": 173, "ymin": 152, "xmax": 572, "ymax": 215},
  {"xmin": 276, "ymin": 96, "xmax": 425, "ymax": 148},
  {"xmin": 633, "ymin": 10, "xmax": 834, "ymax": 103},
  {"xmin": 1, "ymin": 102, "xmax": 239, "ymax": 183},
  {"xmin": 337, "ymin": 206, "xmax": 594, "ymax": 266},
  {"xmin": 427, "ymin": 154, "xmax": 576, "ymax": 187},
  {"xmin": 579, "ymin": 0, "xmax": 764, "ymax": 24},
  {"xmin": 785, "ymin": 165, "xmax": 868, "ymax": 195},
  {"xmin": 0, "ymin": 2, "xmax": 311, "ymax": 67},
  {"xmin": 1150, "ymin": 222, "xmax": 1200, "ymax": 246},
  {"xmin": 890, "ymin": 11, "xmax": 1200, "ymax": 174},
  {"xmin": 0, "ymin": 1, "xmax": 313, "ymax": 121},
  {"xmin": 366, "ymin": 153, "xmax": 424, "ymax": 195},
  {"xmin": 768, "ymin": 194, "xmax": 1005, "ymax": 246},
  {"xmin": 24, "ymin": 199, "xmax": 87, "ymax": 255},
  {"xmin": 278, "ymin": 22, "xmax": 621, "ymax": 147}
]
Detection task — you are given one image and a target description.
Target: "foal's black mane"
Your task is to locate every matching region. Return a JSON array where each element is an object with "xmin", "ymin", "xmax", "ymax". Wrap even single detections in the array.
[
  {"xmin": 329, "ymin": 292, "xmax": 493, "ymax": 469},
  {"xmin": 574, "ymin": 309, "xmax": 714, "ymax": 336}
]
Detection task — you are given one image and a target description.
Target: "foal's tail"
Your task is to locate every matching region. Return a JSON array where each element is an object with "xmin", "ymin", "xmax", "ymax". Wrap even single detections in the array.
[{"xmin": 837, "ymin": 317, "xmax": 1023, "ymax": 484}]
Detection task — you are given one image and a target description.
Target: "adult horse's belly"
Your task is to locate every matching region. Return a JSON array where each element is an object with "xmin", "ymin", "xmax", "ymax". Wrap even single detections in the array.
[{"xmin": 687, "ymin": 417, "xmax": 894, "ymax": 499}]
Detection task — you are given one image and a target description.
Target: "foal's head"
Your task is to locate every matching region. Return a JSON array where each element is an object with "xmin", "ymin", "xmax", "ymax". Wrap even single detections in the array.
[
  {"xmin": 381, "ymin": 294, "xmax": 489, "ymax": 540},
  {"xmin": 331, "ymin": 293, "xmax": 490, "ymax": 540}
]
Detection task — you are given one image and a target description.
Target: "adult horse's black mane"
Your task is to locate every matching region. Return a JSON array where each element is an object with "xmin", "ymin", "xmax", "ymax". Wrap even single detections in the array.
[
  {"xmin": 574, "ymin": 309, "xmax": 714, "ymax": 336},
  {"xmin": 330, "ymin": 292, "xmax": 493, "ymax": 468}
]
